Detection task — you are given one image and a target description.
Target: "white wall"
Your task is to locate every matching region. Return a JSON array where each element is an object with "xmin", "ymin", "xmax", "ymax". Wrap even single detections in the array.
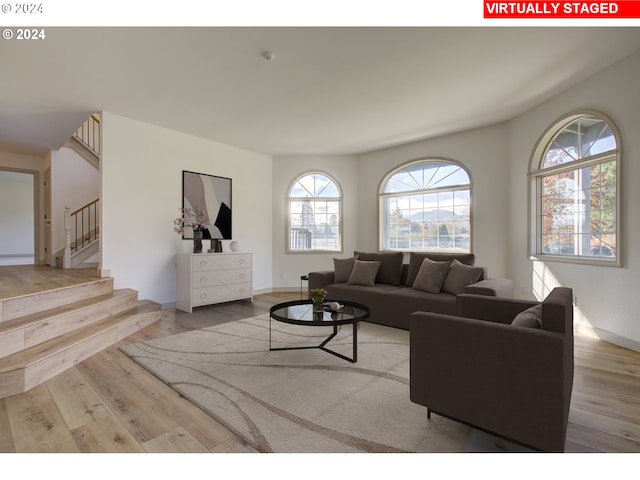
[
  {"xmin": 101, "ymin": 112, "xmax": 273, "ymax": 306},
  {"xmin": 271, "ymin": 155, "xmax": 359, "ymax": 290},
  {"xmin": 50, "ymin": 147, "xmax": 100, "ymax": 257},
  {"xmin": 507, "ymin": 50, "xmax": 640, "ymax": 350},
  {"xmin": 356, "ymin": 123, "xmax": 510, "ymax": 279}
]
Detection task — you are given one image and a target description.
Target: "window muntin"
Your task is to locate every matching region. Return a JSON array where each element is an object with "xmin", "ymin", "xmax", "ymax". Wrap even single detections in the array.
[
  {"xmin": 543, "ymin": 116, "xmax": 615, "ymax": 168},
  {"xmin": 288, "ymin": 173, "xmax": 342, "ymax": 253},
  {"xmin": 532, "ymin": 113, "xmax": 619, "ymax": 263},
  {"xmin": 380, "ymin": 160, "xmax": 471, "ymax": 252}
]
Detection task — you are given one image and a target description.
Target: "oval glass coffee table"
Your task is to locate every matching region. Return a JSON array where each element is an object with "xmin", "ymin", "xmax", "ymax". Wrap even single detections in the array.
[{"xmin": 269, "ymin": 299, "xmax": 370, "ymax": 363}]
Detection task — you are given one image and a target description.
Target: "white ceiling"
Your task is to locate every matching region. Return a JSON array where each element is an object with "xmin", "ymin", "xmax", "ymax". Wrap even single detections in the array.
[{"xmin": 2, "ymin": 27, "xmax": 640, "ymax": 157}]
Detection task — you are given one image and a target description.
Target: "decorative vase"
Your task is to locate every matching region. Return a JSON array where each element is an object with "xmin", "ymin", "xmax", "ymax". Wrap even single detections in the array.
[
  {"xmin": 312, "ymin": 296, "xmax": 325, "ymax": 313},
  {"xmin": 193, "ymin": 230, "xmax": 203, "ymax": 254}
]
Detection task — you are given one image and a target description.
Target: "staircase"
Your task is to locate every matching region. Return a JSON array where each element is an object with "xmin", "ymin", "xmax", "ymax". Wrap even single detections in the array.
[
  {"xmin": 57, "ymin": 200, "xmax": 100, "ymax": 269},
  {"xmin": 64, "ymin": 113, "xmax": 100, "ymax": 169},
  {"xmin": 57, "ymin": 113, "xmax": 101, "ymax": 269},
  {"xmin": 0, "ymin": 277, "xmax": 161, "ymax": 399}
]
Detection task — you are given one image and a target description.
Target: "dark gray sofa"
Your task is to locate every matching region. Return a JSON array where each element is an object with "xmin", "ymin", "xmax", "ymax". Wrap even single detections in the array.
[{"xmin": 308, "ymin": 251, "xmax": 513, "ymax": 330}]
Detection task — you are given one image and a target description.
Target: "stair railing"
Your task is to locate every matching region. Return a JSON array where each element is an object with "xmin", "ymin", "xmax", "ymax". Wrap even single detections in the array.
[
  {"xmin": 73, "ymin": 114, "xmax": 101, "ymax": 157},
  {"xmin": 64, "ymin": 199, "xmax": 99, "ymax": 268}
]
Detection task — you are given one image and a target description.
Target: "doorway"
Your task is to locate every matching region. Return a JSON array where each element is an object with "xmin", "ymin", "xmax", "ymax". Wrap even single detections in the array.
[{"xmin": 0, "ymin": 169, "xmax": 36, "ymax": 265}]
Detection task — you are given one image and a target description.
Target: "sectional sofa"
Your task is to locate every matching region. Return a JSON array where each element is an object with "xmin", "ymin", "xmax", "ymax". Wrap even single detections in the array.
[{"xmin": 308, "ymin": 251, "xmax": 513, "ymax": 330}]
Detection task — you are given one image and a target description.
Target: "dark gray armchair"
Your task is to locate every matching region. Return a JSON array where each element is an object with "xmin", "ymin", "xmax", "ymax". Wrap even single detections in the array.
[{"xmin": 409, "ymin": 287, "xmax": 574, "ymax": 452}]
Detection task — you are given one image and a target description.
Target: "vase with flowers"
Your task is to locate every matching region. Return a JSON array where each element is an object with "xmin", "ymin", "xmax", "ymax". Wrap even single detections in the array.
[
  {"xmin": 174, "ymin": 207, "xmax": 211, "ymax": 253},
  {"xmin": 310, "ymin": 288, "xmax": 328, "ymax": 313}
]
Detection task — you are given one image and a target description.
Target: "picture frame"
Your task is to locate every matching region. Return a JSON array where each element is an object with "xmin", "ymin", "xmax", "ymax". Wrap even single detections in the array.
[{"xmin": 182, "ymin": 170, "xmax": 232, "ymax": 240}]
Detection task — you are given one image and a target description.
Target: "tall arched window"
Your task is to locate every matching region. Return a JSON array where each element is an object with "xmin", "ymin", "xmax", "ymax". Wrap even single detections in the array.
[
  {"xmin": 288, "ymin": 172, "xmax": 342, "ymax": 253},
  {"xmin": 529, "ymin": 111, "xmax": 620, "ymax": 265},
  {"xmin": 379, "ymin": 159, "xmax": 471, "ymax": 252}
]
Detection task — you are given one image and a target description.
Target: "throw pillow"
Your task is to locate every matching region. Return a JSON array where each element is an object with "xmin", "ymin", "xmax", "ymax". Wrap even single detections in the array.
[
  {"xmin": 347, "ymin": 260, "xmax": 382, "ymax": 287},
  {"xmin": 354, "ymin": 251, "xmax": 404, "ymax": 285},
  {"xmin": 412, "ymin": 258, "xmax": 451, "ymax": 294},
  {"xmin": 511, "ymin": 304, "xmax": 543, "ymax": 329},
  {"xmin": 405, "ymin": 252, "xmax": 476, "ymax": 286},
  {"xmin": 333, "ymin": 256, "xmax": 358, "ymax": 283},
  {"xmin": 441, "ymin": 259, "xmax": 484, "ymax": 295}
]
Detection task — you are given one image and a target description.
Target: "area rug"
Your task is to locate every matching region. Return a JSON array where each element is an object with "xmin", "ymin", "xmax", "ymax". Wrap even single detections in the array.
[{"xmin": 119, "ymin": 315, "xmax": 471, "ymax": 453}]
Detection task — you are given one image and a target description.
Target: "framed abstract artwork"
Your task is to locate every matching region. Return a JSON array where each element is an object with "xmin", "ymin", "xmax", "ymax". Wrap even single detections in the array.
[{"xmin": 182, "ymin": 170, "xmax": 232, "ymax": 240}]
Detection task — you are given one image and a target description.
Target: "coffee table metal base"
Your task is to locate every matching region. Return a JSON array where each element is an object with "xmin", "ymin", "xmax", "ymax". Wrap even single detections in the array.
[{"xmin": 269, "ymin": 320, "xmax": 358, "ymax": 363}]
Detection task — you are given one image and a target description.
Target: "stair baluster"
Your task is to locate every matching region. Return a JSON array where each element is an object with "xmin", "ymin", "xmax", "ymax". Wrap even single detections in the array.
[{"xmin": 63, "ymin": 199, "xmax": 99, "ymax": 269}]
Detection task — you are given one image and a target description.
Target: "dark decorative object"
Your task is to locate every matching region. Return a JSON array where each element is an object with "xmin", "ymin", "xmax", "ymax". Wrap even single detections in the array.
[
  {"xmin": 211, "ymin": 239, "xmax": 223, "ymax": 253},
  {"xmin": 182, "ymin": 170, "xmax": 232, "ymax": 242},
  {"xmin": 193, "ymin": 230, "xmax": 203, "ymax": 254}
]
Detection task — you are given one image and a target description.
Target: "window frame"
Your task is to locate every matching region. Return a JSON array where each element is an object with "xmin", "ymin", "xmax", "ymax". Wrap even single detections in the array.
[
  {"xmin": 378, "ymin": 158, "xmax": 473, "ymax": 253},
  {"xmin": 287, "ymin": 171, "xmax": 343, "ymax": 254},
  {"xmin": 528, "ymin": 110, "xmax": 622, "ymax": 267}
]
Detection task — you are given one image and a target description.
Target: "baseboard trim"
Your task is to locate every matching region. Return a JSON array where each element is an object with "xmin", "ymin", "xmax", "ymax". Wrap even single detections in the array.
[
  {"xmin": 269, "ymin": 286, "xmax": 302, "ymax": 294},
  {"xmin": 575, "ymin": 323, "xmax": 640, "ymax": 353}
]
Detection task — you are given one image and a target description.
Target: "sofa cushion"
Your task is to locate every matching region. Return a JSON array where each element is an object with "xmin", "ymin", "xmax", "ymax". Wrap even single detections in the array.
[
  {"xmin": 354, "ymin": 251, "xmax": 404, "ymax": 285},
  {"xmin": 326, "ymin": 282, "xmax": 401, "ymax": 304},
  {"xmin": 380, "ymin": 288, "xmax": 457, "ymax": 329},
  {"xmin": 441, "ymin": 259, "xmax": 484, "ymax": 295},
  {"xmin": 347, "ymin": 260, "xmax": 382, "ymax": 287},
  {"xmin": 406, "ymin": 252, "xmax": 476, "ymax": 286},
  {"xmin": 333, "ymin": 256, "xmax": 358, "ymax": 283},
  {"xmin": 412, "ymin": 258, "xmax": 451, "ymax": 294},
  {"xmin": 511, "ymin": 304, "xmax": 542, "ymax": 329}
]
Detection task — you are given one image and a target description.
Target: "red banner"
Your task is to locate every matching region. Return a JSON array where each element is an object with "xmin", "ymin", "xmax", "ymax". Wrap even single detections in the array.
[{"xmin": 484, "ymin": 1, "xmax": 640, "ymax": 18}]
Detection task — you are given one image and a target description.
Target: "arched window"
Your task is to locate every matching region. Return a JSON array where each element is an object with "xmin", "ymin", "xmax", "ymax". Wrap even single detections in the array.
[
  {"xmin": 288, "ymin": 172, "xmax": 342, "ymax": 253},
  {"xmin": 379, "ymin": 159, "xmax": 471, "ymax": 252},
  {"xmin": 529, "ymin": 111, "xmax": 620, "ymax": 265}
]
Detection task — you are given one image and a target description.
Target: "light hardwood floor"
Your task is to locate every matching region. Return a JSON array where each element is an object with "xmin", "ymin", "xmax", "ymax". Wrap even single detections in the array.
[{"xmin": 1, "ymin": 267, "xmax": 639, "ymax": 453}]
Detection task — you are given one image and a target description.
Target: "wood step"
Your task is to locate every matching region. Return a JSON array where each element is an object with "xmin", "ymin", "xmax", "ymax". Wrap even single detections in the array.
[
  {"xmin": 0, "ymin": 289, "xmax": 139, "ymax": 360},
  {"xmin": 0, "ymin": 277, "xmax": 114, "ymax": 323},
  {"xmin": 0, "ymin": 300, "xmax": 161, "ymax": 399}
]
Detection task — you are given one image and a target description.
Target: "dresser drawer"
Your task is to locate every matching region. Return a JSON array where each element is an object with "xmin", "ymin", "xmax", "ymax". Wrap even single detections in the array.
[
  {"xmin": 192, "ymin": 253, "xmax": 251, "ymax": 272},
  {"xmin": 192, "ymin": 268, "xmax": 251, "ymax": 287},
  {"xmin": 192, "ymin": 283, "xmax": 252, "ymax": 306}
]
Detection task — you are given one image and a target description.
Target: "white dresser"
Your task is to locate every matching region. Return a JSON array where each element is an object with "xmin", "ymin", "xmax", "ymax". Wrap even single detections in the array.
[{"xmin": 176, "ymin": 252, "xmax": 253, "ymax": 313}]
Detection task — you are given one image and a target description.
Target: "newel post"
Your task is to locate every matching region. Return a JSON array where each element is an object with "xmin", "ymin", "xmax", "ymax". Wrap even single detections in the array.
[{"xmin": 63, "ymin": 205, "xmax": 71, "ymax": 269}]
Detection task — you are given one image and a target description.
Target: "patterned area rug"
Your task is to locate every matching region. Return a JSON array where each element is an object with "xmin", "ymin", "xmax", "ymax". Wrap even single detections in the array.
[{"xmin": 120, "ymin": 315, "xmax": 471, "ymax": 453}]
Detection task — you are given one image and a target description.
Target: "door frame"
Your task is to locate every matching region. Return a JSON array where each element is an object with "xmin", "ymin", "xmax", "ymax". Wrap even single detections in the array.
[{"xmin": 0, "ymin": 167, "xmax": 40, "ymax": 265}]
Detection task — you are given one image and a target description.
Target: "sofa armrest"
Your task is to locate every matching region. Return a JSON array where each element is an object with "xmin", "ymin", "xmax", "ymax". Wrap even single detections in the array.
[
  {"xmin": 456, "ymin": 293, "xmax": 538, "ymax": 324},
  {"xmin": 308, "ymin": 270, "xmax": 335, "ymax": 291},
  {"xmin": 462, "ymin": 278, "xmax": 514, "ymax": 297},
  {"xmin": 410, "ymin": 311, "xmax": 568, "ymax": 451}
]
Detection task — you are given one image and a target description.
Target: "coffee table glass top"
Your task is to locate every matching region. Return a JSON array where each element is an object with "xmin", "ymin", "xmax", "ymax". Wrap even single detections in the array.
[
  {"xmin": 269, "ymin": 299, "xmax": 370, "ymax": 363},
  {"xmin": 270, "ymin": 299, "xmax": 370, "ymax": 326}
]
